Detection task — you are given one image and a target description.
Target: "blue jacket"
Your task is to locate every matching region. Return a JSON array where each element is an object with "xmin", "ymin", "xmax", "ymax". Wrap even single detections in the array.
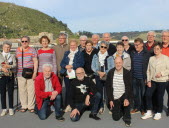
[
  {"xmin": 60, "ymin": 50, "xmax": 84, "ymax": 74},
  {"xmin": 91, "ymin": 54, "xmax": 114, "ymax": 75}
]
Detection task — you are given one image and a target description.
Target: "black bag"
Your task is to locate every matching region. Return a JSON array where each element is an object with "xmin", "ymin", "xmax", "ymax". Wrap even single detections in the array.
[{"xmin": 21, "ymin": 49, "xmax": 33, "ymax": 79}]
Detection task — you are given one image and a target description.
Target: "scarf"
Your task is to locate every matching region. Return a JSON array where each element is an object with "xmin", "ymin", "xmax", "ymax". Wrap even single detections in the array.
[
  {"xmin": 68, "ymin": 48, "xmax": 78, "ymax": 65},
  {"xmin": 98, "ymin": 51, "xmax": 108, "ymax": 66}
]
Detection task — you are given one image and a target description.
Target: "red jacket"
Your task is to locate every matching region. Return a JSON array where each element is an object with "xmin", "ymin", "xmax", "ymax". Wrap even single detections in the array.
[{"xmin": 34, "ymin": 73, "xmax": 62, "ymax": 110}]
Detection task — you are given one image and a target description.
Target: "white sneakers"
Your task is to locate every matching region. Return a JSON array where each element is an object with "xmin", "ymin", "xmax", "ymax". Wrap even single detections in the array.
[
  {"xmin": 141, "ymin": 110, "xmax": 161, "ymax": 120},
  {"xmin": 9, "ymin": 109, "xmax": 14, "ymax": 116},
  {"xmin": 141, "ymin": 110, "xmax": 153, "ymax": 119},
  {"xmin": 1, "ymin": 109, "xmax": 8, "ymax": 116},
  {"xmin": 153, "ymin": 113, "xmax": 161, "ymax": 120},
  {"xmin": 64, "ymin": 105, "xmax": 72, "ymax": 112},
  {"xmin": 1, "ymin": 109, "xmax": 14, "ymax": 116},
  {"xmin": 99, "ymin": 107, "xmax": 104, "ymax": 115}
]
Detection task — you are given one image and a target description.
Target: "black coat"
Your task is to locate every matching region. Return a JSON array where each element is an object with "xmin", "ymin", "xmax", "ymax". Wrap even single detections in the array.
[{"xmin": 106, "ymin": 68, "xmax": 132, "ymax": 103}]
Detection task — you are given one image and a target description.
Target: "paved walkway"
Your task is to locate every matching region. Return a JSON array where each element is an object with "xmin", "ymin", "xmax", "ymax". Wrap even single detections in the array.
[{"xmin": 0, "ymin": 89, "xmax": 169, "ymax": 128}]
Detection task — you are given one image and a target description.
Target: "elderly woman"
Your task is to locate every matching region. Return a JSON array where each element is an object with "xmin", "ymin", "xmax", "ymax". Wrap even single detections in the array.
[
  {"xmin": 113, "ymin": 42, "xmax": 131, "ymax": 71},
  {"xmin": 141, "ymin": 43, "xmax": 169, "ymax": 120},
  {"xmin": 16, "ymin": 36, "xmax": 38, "ymax": 113},
  {"xmin": 91, "ymin": 41, "xmax": 114, "ymax": 114},
  {"xmin": 37, "ymin": 36, "xmax": 57, "ymax": 74},
  {"xmin": 121, "ymin": 36, "xmax": 135, "ymax": 55},
  {"xmin": 0, "ymin": 41, "xmax": 16, "ymax": 116},
  {"xmin": 60, "ymin": 40, "xmax": 84, "ymax": 112}
]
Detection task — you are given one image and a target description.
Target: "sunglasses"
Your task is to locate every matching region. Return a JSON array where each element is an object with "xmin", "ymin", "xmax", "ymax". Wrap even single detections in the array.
[
  {"xmin": 122, "ymin": 39, "xmax": 128, "ymax": 42},
  {"xmin": 101, "ymin": 46, "xmax": 107, "ymax": 49},
  {"xmin": 21, "ymin": 41, "xmax": 28, "ymax": 43}
]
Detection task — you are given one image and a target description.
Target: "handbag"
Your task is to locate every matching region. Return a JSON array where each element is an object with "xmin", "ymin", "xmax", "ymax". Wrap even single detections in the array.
[{"xmin": 21, "ymin": 48, "xmax": 33, "ymax": 79}]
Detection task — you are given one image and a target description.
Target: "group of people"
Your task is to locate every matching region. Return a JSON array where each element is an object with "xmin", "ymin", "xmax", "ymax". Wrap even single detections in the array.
[{"xmin": 0, "ymin": 30, "xmax": 169, "ymax": 127}]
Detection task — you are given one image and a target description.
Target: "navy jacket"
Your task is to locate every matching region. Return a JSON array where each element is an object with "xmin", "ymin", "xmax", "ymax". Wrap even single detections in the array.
[
  {"xmin": 60, "ymin": 50, "xmax": 84, "ymax": 74},
  {"xmin": 130, "ymin": 48, "xmax": 150, "ymax": 80}
]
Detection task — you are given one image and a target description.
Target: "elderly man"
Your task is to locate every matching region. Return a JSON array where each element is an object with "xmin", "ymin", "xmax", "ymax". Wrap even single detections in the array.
[
  {"xmin": 34, "ymin": 64, "xmax": 64, "ymax": 121},
  {"xmin": 130, "ymin": 38, "xmax": 150, "ymax": 115},
  {"xmin": 92, "ymin": 34, "xmax": 100, "ymax": 49},
  {"xmin": 54, "ymin": 33, "xmax": 69, "ymax": 83},
  {"xmin": 144, "ymin": 31, "xmax": 159, "ymax": 56},
  {"xmin": 102, "ymin": 33, "xmax": 116, "ymax": 56},
  {"xmin": 161, "ymin": 30, "xmax": 169, "ymax": 116},
  {"xmin": 121, "ymin": 36, "xmax": 135, "ymax": 55},
  {"xmin": 70, "ymin": 68, "xmax": 101, "ymax": 121},
  {"xmin": 16, "ymin": 36, "xmax": 38, "ymax": 113},
  {"xmin": 78, "ymin": 35, "xmax": 88, "ymax": 51},
  {"xmin": 106, "ymin": 57, "xmax": 132, "ymax": 127}
]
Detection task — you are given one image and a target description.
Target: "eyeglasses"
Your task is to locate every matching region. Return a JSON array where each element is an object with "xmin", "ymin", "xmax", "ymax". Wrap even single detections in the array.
[
  {"xmin": 101, "ymin": 46, "xmax": 107, "ymax": 49},
  {"xmin": 76, "ymin": 72, "xmax": 84, "ymax": 75},
  {"xmin": 21, "ymin": 41, "xmax": 28, "ymax": 43},
  {"xmin": 80, "ymin": 40, "xmax": 86, "ymax": 42},
  {"xmin": 122, "ymin": 39, "xmax": 128, "ymax": 42}
]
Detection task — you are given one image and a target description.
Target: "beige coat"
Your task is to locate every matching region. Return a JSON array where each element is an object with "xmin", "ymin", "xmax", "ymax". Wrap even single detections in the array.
[
  {"xmin": 147, "ymin": 54, "xmax": 169, "ymax": 82},
  {"xmin": 54, "ymin": 43, "xmax": 69, "ymax": 73}
]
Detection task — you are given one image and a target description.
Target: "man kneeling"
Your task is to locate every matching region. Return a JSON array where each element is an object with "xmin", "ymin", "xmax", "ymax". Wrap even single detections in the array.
[
  {"xmin": 106, "ymin": 57, "xmax": 132, "ymax": 127},
  {"xmin": 70, "ymin": 68, "xmax": 101, "ymax": 121},
  {"xmin": 35, "ymin": 64, "xmax": 64, "ymax": 121}
]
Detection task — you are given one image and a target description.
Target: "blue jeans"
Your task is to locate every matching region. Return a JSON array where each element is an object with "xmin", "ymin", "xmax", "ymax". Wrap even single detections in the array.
[
  {"xmin": 166, "ymin": 81, "xmax": 169, "ymax": 108},
  {"xmin": 95, "ymin": 75, "xmax": 106, "ymax": 108},
  {"xmin": 37, "ymin": 95, "xmax": 62, "ymax": 120},
  {"xmin": 132, "ymin": 77, "xmax": 145, "ymax": 111},
  {"xmin": 146, "ymin": 81, "xmax": 167, "ymax": 113},
  {"xmin": 70, "ymin": 92, "xmax": 101, "ymax": 122}
]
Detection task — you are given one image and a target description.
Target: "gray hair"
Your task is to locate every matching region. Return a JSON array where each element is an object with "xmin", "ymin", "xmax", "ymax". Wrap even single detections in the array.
[
  {"xmin": 92, "ymin": 34, "xmax": 100, "ymax": 39},
  {"xmin": 3, "ymin": 40, "xmax": 12, "ymax": 47},
  {"xmin": 102, "ymin": 32, "xmax": 111, "ymax": 38},
  {"xmin": 42, "ymin": 64, "xmax": 53, "ymax": 70},
  {"xmin": 147, "ymin": 31, "xmax": 156, "ymax": 37},
  {"xmin": 99, "ymin": 41, "xmax": 109, "ymax": 49},
  {"xmin": 162, "ymin": 30, "xmax": 169, "ymax": 35},
  {"xmin": 121, "ymin": 36, "xmax": 129, "ymax": 40},
  {"xmin": 21, "ymin": 36, "xmax": 30, "ymax": 42},
  {"xmin": 79, "ymin": 35, "xmax": 88, "ymax": 40},
  {"xmin": 58, "ymin": 33, "xmax": 67, "ymax": 38}
]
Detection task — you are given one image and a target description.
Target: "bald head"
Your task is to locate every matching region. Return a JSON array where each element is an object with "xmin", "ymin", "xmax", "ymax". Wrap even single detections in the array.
[
  {"xmin": 115, "ymin": 57, "xmax": 123, "ymax": 71},
  {"xmin": 76, "ymin": 68, "xmax": 85, "ymax": 80},
  {"xmin": 103, "ymin": 33, "xmax": 111, "ymax": 42}
]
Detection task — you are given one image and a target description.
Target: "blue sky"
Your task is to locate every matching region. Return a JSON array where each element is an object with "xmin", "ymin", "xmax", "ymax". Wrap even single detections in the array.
[{"xmin": 1, "ymin": 0, "xmax": 169, "ymax": 33}]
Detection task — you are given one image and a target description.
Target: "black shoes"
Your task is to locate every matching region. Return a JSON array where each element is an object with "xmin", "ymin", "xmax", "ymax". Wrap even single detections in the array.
[
  {"xmin": 166, "ymin": 109, "xmax": 169, "ymax": 117},
  {"xmin": 125, "ymin": 121, "xmax": 131, "ymax": 127},
  {"xmin": 56, "ymin": 115, "xmax": 65, "ymax": 122},
  {"xmin": 89, "ymin": 113, "xmax": 101, "ymax": 120}
]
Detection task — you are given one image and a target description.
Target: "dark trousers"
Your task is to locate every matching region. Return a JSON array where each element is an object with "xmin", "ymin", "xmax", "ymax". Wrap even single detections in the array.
[
  {"xmin": 146, "ymin": 81, "xmax": 167, "ymax": 113},
  {"xmin": 37, "ymin": 95, "xmax": 62, "ymax": 120},
  {"xmin": 95, "ymin": 75, "xmax": 106, "ymax": 108},
  {"xmin": 64, "ymin": 77, "xmax": 74, "ymax": 107},
  {"xmin": 166, "ymin": 81, "xmax": 169, "ymax": 109},
  {"xmin": 70, "ymin": 92, "xmax": 101, "ymax": 122},
  {"xmin": 0, "ymin": 76, "xmax": 14, "ymax": 109},
  {"xmin": 111, "ymin": 94, "xmax": 131, "ymax": 122},
  {"xmin": 132, "ymin": 77, "xmax": 145, "ymax": 111}
]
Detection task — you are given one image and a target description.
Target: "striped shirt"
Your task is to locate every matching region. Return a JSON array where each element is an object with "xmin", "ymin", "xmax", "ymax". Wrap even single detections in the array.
[
  {"xmin": 37, "ymin": 49, "xmax": 57, "ymax": 74},
  {"xmin": 133, "ymin": 51, "xmax": 144, "ymax": 79},
  {"xmin": 113, "ymin": 70, "xmax": 125, "ymax": 100},
  {"xmin": 16, "ymin": 47, "xmax": 37, "ymax": 77}
]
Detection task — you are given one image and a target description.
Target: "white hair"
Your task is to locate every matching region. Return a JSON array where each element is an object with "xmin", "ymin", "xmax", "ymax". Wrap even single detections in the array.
[
  {"xmin": 147, "ymin": 31, "xmax": 156, "ymax": 37},
  {"xmin": 42, "ymin": 64, "xmax": 53, "ymax": 70},
  {"xmin": 92, "ymin": 34, "xmax": 100, "ymax": 39},
  {"xmin": 3, "ymin": 40, "xmax": 12, "ymax": 47},
  {"xmin": 102, "ymin": 32, "xmax": 110, "ymax": 38},
  {"xmin": 121, "ymin": 36, "xmax": 129, "ymax": 40},
  {"xmin": 79, "ymin": 35, "xmax": 88, "ymax": 40},
  {"xmin": 162, "ymin": 30, "xmax": 169, "ymax": 35}
]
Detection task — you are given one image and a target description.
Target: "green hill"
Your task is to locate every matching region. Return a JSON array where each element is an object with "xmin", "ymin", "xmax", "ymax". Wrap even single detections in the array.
[{"xmin": 0, "ymin": 2, "xmax": 73, "ymax": 38}]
